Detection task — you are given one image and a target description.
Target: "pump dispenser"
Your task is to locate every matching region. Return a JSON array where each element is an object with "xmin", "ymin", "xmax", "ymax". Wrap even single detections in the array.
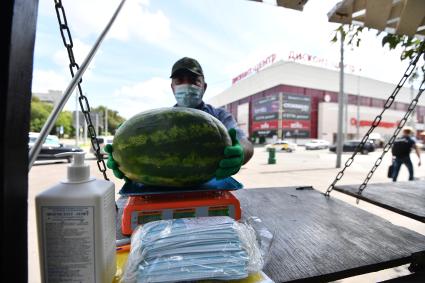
[
  {"xmin": 36, "ymin": 152, "xmax": 116, "ymax": 283},
  {"xmin": 57, "ymin": 152, "xmax": 91, "ymax": 182}
]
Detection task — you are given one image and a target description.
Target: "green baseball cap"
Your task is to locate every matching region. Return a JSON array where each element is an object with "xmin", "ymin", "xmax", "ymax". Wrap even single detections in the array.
[{"xmin": 170, "ymin": 57, "xmax": 204, "ymax": 78}]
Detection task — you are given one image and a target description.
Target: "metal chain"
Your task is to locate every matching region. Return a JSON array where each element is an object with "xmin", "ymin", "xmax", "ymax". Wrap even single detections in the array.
[
  {"xmin": 357, "ymin": 73, "xmax": 425, "ymax": 195},
  {"xmin": 325, "ymin": 41, "xmax": 425, "ymax": 197},
  {"xmin": 54, "ymin": 0, "xmax": 109, "ymax": 180}
]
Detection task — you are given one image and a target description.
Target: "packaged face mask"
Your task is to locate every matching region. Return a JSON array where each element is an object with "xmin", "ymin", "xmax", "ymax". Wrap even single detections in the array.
[
  {"xmin": 140, "ymin": 217, "xmax": 236, "ymax": 241},
  {"xmin": 122, "ymin": 217, "xmax": 265, "ymax": 283},
  {"xmin": 139, "ymin": 251, "xmax": 248, "ymax": 274},
  {"xmin": 138, "ymin": 262, "xmax": 248, "ymax": 283},
  {"xmin": 144, "ymin": 241, "xmax": 244, "ymax": 259},
  {"xmin": 140, "ymin": 250, "xmax": 248, "ymax": 271},
  {"xmin": 138, "ymin": 250, "xmax": 248, "ymax": 283},
  {"xmin": 173, "ymin": 83, "xmax": 204, "ymax": 107}
]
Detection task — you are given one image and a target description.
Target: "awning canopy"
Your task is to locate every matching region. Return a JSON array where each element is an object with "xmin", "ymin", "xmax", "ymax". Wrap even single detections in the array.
[
  {"xmin": 328, "ymin": 0, "xmax": 425, "ymax": 37},
  {"xmin": 249, "ymin": 0, "xmax": 309, "ymax": 11}
]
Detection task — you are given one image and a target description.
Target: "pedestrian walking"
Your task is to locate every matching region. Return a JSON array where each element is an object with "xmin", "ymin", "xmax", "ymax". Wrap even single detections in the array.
[{"xmin": 391, "ymin": 127, "xmax": 421, "ymax": 181}]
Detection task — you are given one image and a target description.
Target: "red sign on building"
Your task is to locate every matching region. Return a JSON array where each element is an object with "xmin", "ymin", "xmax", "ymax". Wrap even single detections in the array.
[
  {"xmin": 232, "ymin": 54, "xmax": 276, "ymax": 84},
  {"xmin": 282, "ymin": 120, "xmax": 310, "ymax": 130},
  {"xmin": 350, "ymin": 118, "xmax": 397, "ymax": 128},
  {"xmin": 252, "ymin": 120, "xmax": 279, "ymax": 131}
]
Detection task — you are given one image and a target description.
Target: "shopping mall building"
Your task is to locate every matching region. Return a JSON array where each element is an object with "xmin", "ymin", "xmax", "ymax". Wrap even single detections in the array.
[{"xmin": 207, "ymin": 60, "xmax": 425, "ymax": 144}]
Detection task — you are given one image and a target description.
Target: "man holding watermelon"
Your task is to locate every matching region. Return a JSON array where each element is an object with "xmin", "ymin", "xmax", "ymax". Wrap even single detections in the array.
[{"xmin": 105, "ymin": 57, "xmax": 253, "ymax": 182}]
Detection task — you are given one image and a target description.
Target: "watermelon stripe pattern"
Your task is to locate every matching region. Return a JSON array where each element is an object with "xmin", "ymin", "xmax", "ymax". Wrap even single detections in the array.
[{"xmin": 113, "ymin": 107, "xmax": 232, "ymax": 187}]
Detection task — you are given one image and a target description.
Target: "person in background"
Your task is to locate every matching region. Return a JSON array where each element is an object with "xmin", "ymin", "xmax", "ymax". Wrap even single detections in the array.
[
  {"xmin": 106, "ymin": 57, "xmax": 253, "ymax": 181},
  {"xmin": 391, "ymin": 127, "xmax": 421, "ymax": 181},
  {"xmin": 170, "ymin": 57, "xmax": 253, "ymax": 178}
]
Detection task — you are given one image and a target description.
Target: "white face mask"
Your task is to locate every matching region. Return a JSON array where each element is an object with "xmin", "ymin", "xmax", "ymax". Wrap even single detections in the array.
[
  {"xmin": 129, "ymin": 217, "xmax": 249, "ymax": 282},
  {"xmin": 173, "ymin": 84, "xmax": 204, "ymax": 108}
]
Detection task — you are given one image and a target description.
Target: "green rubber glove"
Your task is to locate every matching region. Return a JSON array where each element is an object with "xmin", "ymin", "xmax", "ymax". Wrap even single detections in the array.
[
  {"xmin": 215, "ymin": 128, "xmax": 244, "ymax": 180},
  {"xmin": 104, "ymin": 144, "xmax": 126, "ymax": 180}
]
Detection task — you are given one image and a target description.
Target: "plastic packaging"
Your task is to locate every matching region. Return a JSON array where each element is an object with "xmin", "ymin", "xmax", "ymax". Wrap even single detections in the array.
[
  {"xmin": 121, "ymin": 216, "xmax": 272, "ymax": 283},
  {"xmin": 36, "ymin": 152, "xmax": 116, "ymax": 283},
  {"xmin": 246, "ymin": 216, "xmax": 275, "ymax": 267}
]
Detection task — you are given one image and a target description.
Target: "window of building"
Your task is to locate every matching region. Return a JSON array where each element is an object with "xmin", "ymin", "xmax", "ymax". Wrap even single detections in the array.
[{"xmin": 371, "ymin": 98, "xmax": 384, "ymax": 108}]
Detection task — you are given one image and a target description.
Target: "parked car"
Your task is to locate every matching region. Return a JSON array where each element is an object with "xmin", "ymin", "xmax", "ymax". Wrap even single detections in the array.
[
  {"xmin": 28, "ymin": 133, "xmax": 83, "ymax": 162},
  {"xmin": 305, "ymin": 139, "xmax": 330, "ymax": 150},
  {"xmin": 90, "ymin": 135, "xmax": 114, "ymax": 157},
  {"xmin": 265, "ymin": 140, "xmax": 297, "ymax": 152},
  {"xmin": 368, "ymin": 133, "xmax": 385, "ymax": 148},
  {"xmin": 329, "ymin": 140, "xmax": 375, "ymax": 154},
  {"xmin": 28, "ymin": 132, "xmax": 39, "ymax": 148}
]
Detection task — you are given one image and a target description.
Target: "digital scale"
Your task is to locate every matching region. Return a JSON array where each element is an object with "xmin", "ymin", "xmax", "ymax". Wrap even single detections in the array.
[{"xmin": 121, "ymin": 190, "xmax": 242, "ymax": 235}]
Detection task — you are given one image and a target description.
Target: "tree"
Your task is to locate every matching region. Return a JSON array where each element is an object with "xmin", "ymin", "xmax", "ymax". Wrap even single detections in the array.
[
  {"xmin": 332, "ymin": 25, "xmax": 425, "ymax": 80},
  {"xmin": 30, "ymin": 97, "xmax": 75, "ymax": 137},
  {"xmin": 30, "ymin": 97, "xmax": 51, "ymax": 132},
  {"xmin": 30, "ymin": 98, "xmax": 125, "ymax": 137},
  {"xmin": 55, "ymin": 111, "xmax": 73, "ymax": 137},
  {"xmin": 93, "ymin": 105, "xmax": 126, "ymax": 135}
]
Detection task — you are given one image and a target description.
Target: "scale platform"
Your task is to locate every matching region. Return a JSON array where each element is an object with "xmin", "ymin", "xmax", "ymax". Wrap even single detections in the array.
[
  {"xmin": 119, "ymin": 177, "xmax": 243, "ymax": 196},
  {"xmin": 334, "ymin": 180, "xmax": 425, "ymax": 222},
  {"xmin": 118, "ymin": 177, "xmax": 243, "ymax": 235},
  {"xmin": 116, "ymin": 186, "xmax": 425, "ymax": 282}
]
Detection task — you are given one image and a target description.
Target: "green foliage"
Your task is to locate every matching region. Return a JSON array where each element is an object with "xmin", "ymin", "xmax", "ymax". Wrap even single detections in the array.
[
  {"xmin": 30, "ymin": 97, "xmax": 126, "ymax": 137},
  {"xmin": 381, "ymin": 34, "xmax": 425, "ymax": 60},
  {"xmin": 56, "ymin": 111, "xmax": 73, "ymax": 137},
  {"xmin": 30, "ymin": 97, "xmax": 75, "ymax": 137},
  {"xmin": 30, "ymin": 97, "xmax": 51, "ymax": 132},
  {"xmin": 331, "ymin": 25, "xmax": 363, "ymax": 47},
  {"xmin": 93, "ymin": 105, "xmax": 126, "ymax": 135},
  {"xmin": 332, "ymin": 24, "xmax": 425, "ymax": 80}
]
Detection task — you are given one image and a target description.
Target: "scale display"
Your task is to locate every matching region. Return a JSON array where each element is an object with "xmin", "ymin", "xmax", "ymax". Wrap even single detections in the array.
[{"xmin": 122, "ymin": 191, "xmax": 241, "ymax": 235}]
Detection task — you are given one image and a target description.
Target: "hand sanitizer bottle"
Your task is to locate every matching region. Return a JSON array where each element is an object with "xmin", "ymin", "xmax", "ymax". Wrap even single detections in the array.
[{"xmin": 36, "ymin": 152, "xmax": 116, "ymax": 283}]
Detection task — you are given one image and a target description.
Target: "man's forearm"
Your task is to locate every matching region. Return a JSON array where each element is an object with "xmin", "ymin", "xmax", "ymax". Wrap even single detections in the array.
[{"xmin": 240, "ymin": 138, "xmax": 254, "ymax": 164}]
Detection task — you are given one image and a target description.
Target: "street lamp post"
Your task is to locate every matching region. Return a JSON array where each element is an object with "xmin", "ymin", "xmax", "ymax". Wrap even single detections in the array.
[
  {"xmin": 95, "ymin": 112, "xmax": 99, "ymax": 135},
  {"xmin": 104, "ymin": 107, "xmax": 108, "ymax": 135},
  {"xmin": 356, "ymin": 73, "xmax": 360, "ymax": 139},
  {"xmin": 409, "ymin": 84, "xmax": 416, "ymax": 129},
  {"xmin": 336, "ymin": 32, "xmax": 345, "ymax": 168},
  {"xmin": 75, "ymin": 91, "xmax": 79, "ymax": 146}
]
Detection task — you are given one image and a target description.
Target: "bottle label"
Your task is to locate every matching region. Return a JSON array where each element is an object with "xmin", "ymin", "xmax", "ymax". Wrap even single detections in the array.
[
  {"xmin": 41, "ymin": 206, "xmax": 95, "ymax": 283},
  {"xmin": 103, "ymin": 188, "xmax": 116, "ymax": 276}
]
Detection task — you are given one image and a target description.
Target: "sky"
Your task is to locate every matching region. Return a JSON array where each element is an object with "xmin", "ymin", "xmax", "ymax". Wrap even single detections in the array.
[{"xmin": 32, "ymin": 0, "xmax": 413, "ymax": 119}]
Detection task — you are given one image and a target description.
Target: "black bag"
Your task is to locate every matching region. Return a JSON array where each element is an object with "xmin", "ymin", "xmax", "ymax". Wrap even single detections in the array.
[
  {"xmin": 391, "ymin": 138, "xmax": 411, "ymax": 157},
  {"xmin": 387, "ymin": 164, "xmax": 393, "ymax": 178}
]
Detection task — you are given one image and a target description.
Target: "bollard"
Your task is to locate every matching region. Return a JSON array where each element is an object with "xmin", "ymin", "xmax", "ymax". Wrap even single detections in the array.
[{"xmin": 268, "ymin": 147, "xmax": 276, "ymax": 164}]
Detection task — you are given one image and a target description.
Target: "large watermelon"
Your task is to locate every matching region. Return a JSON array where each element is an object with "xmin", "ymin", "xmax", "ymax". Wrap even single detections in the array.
[{"xmin": 112, "ymin": 107, "xmax": 232, "ymax": 187}]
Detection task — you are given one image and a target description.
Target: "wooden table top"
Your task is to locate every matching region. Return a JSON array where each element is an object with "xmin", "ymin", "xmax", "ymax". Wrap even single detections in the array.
[
  {"xmin": 335, "ymin": 180, "xmax": 425, "ymax": 222},
  {"xmin": 116, "ymin": 186, "xmax": 425, "ymax": 282}
]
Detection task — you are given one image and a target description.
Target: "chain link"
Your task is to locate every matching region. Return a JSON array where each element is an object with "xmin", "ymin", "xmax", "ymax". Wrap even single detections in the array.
[
  {"xmin": 325, "ymin": 41, "xmax": 425, "ymax": 197},
  {"xmin": 54, "ymin": 0, "xmax": 109, "ymax": 180},
  {"xmin": 357, "ymin": 75, "xmax": 425, "ymax": 196}
]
